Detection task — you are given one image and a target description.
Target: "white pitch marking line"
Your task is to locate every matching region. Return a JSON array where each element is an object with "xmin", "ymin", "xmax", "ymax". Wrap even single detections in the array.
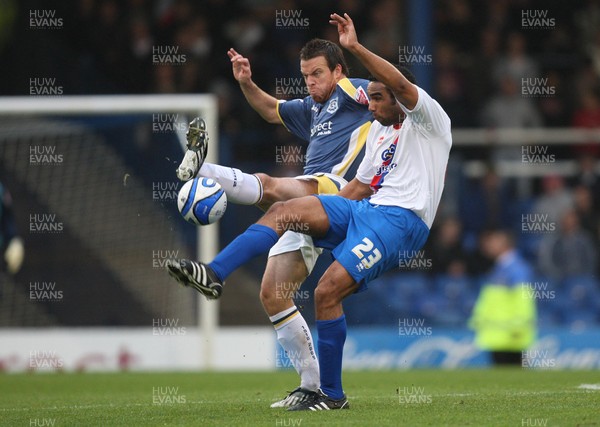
[{"xmin": 578, "ymin": 384, "xmax": 600, "ymax": 390}]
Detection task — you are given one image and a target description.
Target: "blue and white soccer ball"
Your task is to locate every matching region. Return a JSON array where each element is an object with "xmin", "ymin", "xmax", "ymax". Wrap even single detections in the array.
[{"xmin": 177, "ymin": 177, "xmax": 227, "ymax": 225}]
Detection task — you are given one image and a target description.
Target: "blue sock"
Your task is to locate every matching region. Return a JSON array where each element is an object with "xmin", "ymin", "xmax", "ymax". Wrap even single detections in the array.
[
  {"xmin": 317, "ymin": 314, "xmax": 347, "ymax": 399},
  {"xmin": 209, "ymin": 224, "xmax": 278, "ymax": 281}
]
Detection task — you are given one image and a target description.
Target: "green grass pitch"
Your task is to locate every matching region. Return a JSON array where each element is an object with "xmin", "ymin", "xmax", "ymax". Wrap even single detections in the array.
[{"xmin": 1, "ymin": 370, "xmax": 598, "ymax": 426}]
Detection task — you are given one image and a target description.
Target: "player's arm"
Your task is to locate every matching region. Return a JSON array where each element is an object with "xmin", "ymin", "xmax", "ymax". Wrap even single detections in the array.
[
  {"xmin": 227, "ymin": 48, "xmax": 280, "ymax": 124},
  {"xmin": 329, "ymin": 13, "xmax": 418, "ymax": 110},
  {"xmin": 337, "ymin": 178, "xmax": 373, "ymax": 200}
]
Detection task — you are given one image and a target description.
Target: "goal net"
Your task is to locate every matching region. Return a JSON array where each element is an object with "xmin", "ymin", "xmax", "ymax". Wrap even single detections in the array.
[{"xmin": 0, "ymin": 95, "xmax": 218, "ymax": 330}]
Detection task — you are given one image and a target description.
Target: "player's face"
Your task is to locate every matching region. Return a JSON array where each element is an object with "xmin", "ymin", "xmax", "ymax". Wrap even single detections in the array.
[
  {"xmin": 300, "ymin": 56, "xmax": 342, "ymax": 104},
  {"xmin": 367, "ymin": 82, "xmax": 403, "ymax": 126}
]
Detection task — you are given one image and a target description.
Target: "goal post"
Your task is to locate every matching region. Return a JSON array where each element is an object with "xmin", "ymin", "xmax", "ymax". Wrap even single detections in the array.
[{"xmin": 0, "ymin": 94, "xmax": 219, "ymax": 369}]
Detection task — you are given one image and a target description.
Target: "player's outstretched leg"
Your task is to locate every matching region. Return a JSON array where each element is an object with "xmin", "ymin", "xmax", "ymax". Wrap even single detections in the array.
[
  {"xmin": 165, "ymin": 259, "xmax": 223, "ymax": 300},
  {"xmin": 176, "ymin": 117, "xmax": 209, "ymax": 181}
]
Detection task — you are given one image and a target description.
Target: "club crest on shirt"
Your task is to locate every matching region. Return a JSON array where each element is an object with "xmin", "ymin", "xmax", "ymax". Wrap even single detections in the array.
[
  {"xmin": 355, "ymin": 86, "xmax": 369, "ymax": 105},
  {"xmin": 326, "ymin": 97, "xmax": 339, "ymax": 114}
]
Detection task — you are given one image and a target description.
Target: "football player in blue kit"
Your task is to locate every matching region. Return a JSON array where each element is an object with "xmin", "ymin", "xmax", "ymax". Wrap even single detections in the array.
[
  {"xmin": 172, "ymin": 38, "xmax": 372, "ymax": 407},
  {"xmin": 168, "ymin": 13, "xmax": 452, "ymax": 410}
]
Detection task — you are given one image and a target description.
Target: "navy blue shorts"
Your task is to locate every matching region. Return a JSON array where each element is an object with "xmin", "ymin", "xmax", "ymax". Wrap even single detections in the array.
[{"xmin": 313, "ymin": 196, "xmax": 429, "ymax": 291}]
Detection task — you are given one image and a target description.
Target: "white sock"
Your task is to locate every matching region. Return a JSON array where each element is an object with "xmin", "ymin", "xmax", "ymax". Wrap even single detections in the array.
[
  {"xmin": 198, "ymin": 163, "xmax": 262, "ymax": 205},
  {"xmin": 270, "ymin": 306, "xmax": 320, "ymax": 392}
]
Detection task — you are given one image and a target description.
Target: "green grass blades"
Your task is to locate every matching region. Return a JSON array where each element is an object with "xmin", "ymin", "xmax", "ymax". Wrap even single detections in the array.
[{"xmin": 0, "ymin": 370, "xmax": 598, "ymax": 426}]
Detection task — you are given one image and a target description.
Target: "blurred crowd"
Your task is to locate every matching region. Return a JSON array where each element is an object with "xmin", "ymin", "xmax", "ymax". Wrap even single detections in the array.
[
  {"xmin": 2, "ymin": 0, "xmax": 600, "ymax": 326},
  {"xmin": 3, "ymin": 0, "xmax": 600, "ymax": 137}
]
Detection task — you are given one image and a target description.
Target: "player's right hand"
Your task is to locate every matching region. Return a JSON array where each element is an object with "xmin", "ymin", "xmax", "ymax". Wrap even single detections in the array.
[{"xmin": 227, "ymin": 48, "xmax": 252, "ymax": 84}]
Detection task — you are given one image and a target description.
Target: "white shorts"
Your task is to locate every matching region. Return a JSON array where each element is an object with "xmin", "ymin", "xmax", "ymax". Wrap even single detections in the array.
[
  {"xmin": 268, "ymin": 231, "xmax": 323, "ymax": 274},
  {"xmin": 267, "ymin": 172, "xmax": 348, "ymax": 274}
]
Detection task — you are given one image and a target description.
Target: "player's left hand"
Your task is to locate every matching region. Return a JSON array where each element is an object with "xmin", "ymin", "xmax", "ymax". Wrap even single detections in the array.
[{"xmin": 329, "ymin": 13, "xmax": 359, "ymax": 50}]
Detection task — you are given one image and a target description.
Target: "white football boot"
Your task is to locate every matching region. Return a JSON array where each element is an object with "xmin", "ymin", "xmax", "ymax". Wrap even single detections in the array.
[{"xmin": 176, "ymin": 117, "xmax": 209, "ymax": 181}]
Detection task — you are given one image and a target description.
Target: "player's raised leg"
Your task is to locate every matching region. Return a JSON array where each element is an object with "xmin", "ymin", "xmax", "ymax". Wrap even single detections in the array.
[
  {"xmin": 166, "ymin": 196, "xmax": 330, "ymax": 299},
  {"xmin": 176, "ymin": 118, "xmax": 327, "ymax": 209}
]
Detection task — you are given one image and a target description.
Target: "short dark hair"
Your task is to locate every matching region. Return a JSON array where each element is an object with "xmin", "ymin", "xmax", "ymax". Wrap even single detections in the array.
[
  {"xmin": 299, "ymin": 39, "xmax": 349, "ymax": 76},
  {"xmin": 368, "ymin": 65, "xmax": 417, "ymax": 85}
]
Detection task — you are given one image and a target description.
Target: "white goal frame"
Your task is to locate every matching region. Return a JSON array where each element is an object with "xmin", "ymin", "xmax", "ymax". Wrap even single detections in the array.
[{"xmin": 0, "ymin": 95, "xmax": 219, "ymax": 369}]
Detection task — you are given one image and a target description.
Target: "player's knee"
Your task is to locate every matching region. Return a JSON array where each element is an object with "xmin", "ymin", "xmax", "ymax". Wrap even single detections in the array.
[
  {"xmin": 266, "ymin": 200, "xmax": 291, "ymax": 222},
  {"xmin": 259, "ymin": 279, "xmax": 276, "ymax": 305},
  {"xmin": 314, "ymin": 278, "xmax": 339, "ymax": 309}
]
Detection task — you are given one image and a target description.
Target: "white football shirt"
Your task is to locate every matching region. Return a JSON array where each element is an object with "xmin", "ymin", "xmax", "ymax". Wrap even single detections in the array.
[{"xmin": 356, "ymin": 86, "xmax": 452, "ymax": 228}]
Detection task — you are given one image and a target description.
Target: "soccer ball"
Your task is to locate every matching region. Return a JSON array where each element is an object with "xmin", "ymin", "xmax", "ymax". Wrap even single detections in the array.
[{"xmin": 177, "ymin": 177, "xmax": 227, "ymax": 225}]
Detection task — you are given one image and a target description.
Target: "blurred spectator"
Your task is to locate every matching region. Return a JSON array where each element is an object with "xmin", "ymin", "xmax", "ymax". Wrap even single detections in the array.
[
  {"xmin": 573, "ymin": 185, "xmax": 600, "ymax": 243},
  {"xmin": 467, "ymin": 27, "xmax": 500, "ymax": 112},
  {"xmin": 538, "ymin": 70, "xmax": 569, "ymax": 127},
  {"xmin": 530, "ymin": 175, "xmax": 574, "ymax": 227},
  {"xmin": 434, "ymin": 41, "xmax": 471, "ymax": 126},
  {"xmin": 572, "ymin": 91, "xmax": 600, "ymax": 128},
  {"xmin": 481, "ymin": 75, "xmax": 543, "ymax": 166},
  {"xmin": 571, "ymin": 91, "xmax": 600, "ymax": 156},
  {"xmin": 362, "ymin": 0, "xmax": 402, "ymax": 63},
  {"xmin": 538, "ymin": 209, "xmax": 598, "ymax": 281},
  {"xmin": 569, "ymin": 154, "xmax": 600, "ymax": 208},
  {"xmin": 460, "ymin": 168, "xmax": 515, "ymax": 249},
  {"xmin": 468, "ymin": 228, "xmax": 536, "ymax": 366},
  {"xmin": 0, "ymin": 182, "xmax": 24, "ymax": 276},
  {"xmin": 424, "ymin": 217, "xmax": 468, "ymax": 277},
  {"xmin": 492, "ymin": 32, "xmax": 538, "ymax": 85},
  {"xmin": 436, "ymin": 0, "xmax": 477, "ymax": 51},
  {"xmin": 481, "ymin": 76, "xmax": 543, "ymax": 129}
]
